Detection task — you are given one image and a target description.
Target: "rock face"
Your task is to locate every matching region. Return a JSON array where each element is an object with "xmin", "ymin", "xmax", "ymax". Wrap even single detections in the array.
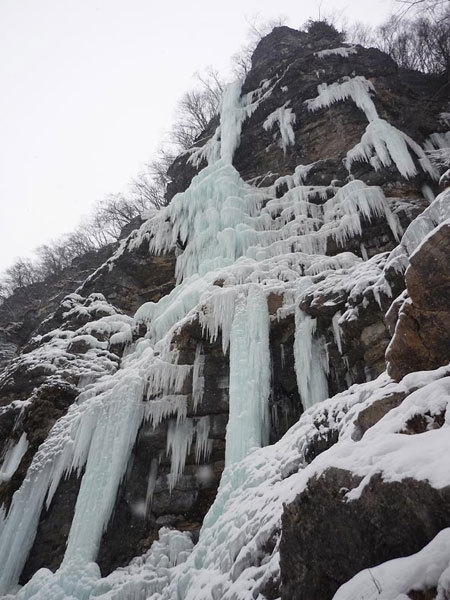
[
  {"xmin": 280, "ymin": 468, "xmax": 450, "ymax": 600},
  {"xmin": 0, "ymin": 23, "xmax": 449, "ymax": 600},
  {"xmin": 0, "ymin": 245, "xmax": 114, "ymax": 367},
  {"xmin": 387, "ymin": 221, "xmax": 450, "ymax": 380}
]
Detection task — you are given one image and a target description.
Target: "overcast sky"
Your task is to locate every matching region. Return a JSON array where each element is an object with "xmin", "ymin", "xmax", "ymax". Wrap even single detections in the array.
[{"xmin": 0, "ymin": 0, "xmax": 394, "ymax": 273}]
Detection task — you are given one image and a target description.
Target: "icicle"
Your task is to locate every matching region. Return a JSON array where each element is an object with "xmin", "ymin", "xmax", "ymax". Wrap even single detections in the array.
[
  {"xmin": 422, "ymin": 184, "xmax": 435, "ymax": 205},
  {"xmin": 0, "ymin": 464, "xmax": 54, "ymax": 593},
  {"xmin": 263, "ymin": 103, "xmax": 296, "ymax": 151},
  {"xmin": 199, "ymin": 287, "xmax": 237, "ymax": 353},
  {"xmin": 194, "ymin": 416, "xmax": 212, "ymax": 463},
  {"xmin": 192, "ymin": 344, "xmax": 205, "ymax": 410},
  {"xmin": 63, "ymin": 377, "xmax": 145, "ymax": 565},
  {"xmin": 146, "ymin": 361, "xmax": 192, "ymax": 396},
  {"xmin": 225, "ymin": 286, "xmax": 271, "ymax": 466},
  {"xmin": 166, "ymin": 419, "xmax": 195, "ymax": 491},
  {"xmin": 145, "ymin": 458, "xmax": 158, "ymax": 514},
  {"xmin": 305, "ymin": 76, "xmax": 378, "ymax": 122},
  {"xmin": 144, "ymin": 396, "xmax": 187, "ymax": 428},
  {"xmin": 188, "ymin": 125, "xmax": 221, "ymax": 167},
  {"xmin": 332, "ymin": 312, "xmax": 343, "ymax": 354},
  {"xmin": 220, "ymin": 81, "xmax": 245, "ymax": 163},
  {"xmin": 346, "ymin": 118, "xmax": 439, "ymax": 180},
  {"xmin": 0, "ymin": 397, "xmax": 100, "ymax": 594},
  {"xmin": 0, "ymin": 433, "xmax": 28, "ymax": 482}
]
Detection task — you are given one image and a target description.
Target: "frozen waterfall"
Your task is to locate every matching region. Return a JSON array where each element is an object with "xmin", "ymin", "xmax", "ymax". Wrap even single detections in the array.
[{"xmin": 0, "ymin": 52, "xmax": 426, "ymax": 599}]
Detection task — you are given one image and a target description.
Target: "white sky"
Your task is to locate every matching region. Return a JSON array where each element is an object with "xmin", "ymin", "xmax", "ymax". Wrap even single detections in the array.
[{"xmin": 0, "ymin": 0, "xmax": 394, "ymax": 273}]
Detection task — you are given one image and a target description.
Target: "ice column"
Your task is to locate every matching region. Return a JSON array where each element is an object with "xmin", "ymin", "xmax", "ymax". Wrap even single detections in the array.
[
  {"xmin": 220, "ymin": 81, "xmax": 244, "ymax": 163},
  {"xmin": 294, "ymin": 308, "xmax": 329, "ymax": 410},
  {"xmin": 225, "ymin": 286, "xmax": 271, "ymax": 466}
]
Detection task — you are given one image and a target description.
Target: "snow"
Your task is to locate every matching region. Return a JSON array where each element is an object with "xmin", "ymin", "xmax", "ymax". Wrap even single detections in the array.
[
  {"xmin": 386, "ymin": 188, "xmax": 450, "ymax": 274},
  {"xmin": 71, "ymin": 364, "xmax": 449, "ymax": 600},
  {"xmin": 315, "ymin": 46, "xmax": 358, "ymax": 58},
  {"xmin": 333, "ymin": 528, "xmax": 450, "ymax": 600}
]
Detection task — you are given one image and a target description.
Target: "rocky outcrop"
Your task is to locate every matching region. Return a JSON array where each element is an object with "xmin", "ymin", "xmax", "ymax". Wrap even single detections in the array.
[
  {"xmin": 0, "ymin": 293, "xmax": 125, "ymax": 512},
  {"xmin": 78, "ymin": 242, "xmax": 176, "ymax": 317},
  {"xmin": 387, "ymin": 221, "xmax": 450, "ymax": 380},
  {"xmin": 280, "ymin": 468, "xmax": 450, "ymax": 600},
  {"xmin": 0, "ymin": 246, "xmax": 114, "ymax": 357},
  {"xmin": 169, "ymin": 25, "xmax": 447, "ymax": 206}
]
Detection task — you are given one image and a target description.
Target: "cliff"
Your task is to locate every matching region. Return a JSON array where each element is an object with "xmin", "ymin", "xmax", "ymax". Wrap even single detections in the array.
[{"xmin": 0, "ymin": 24, "xmax": 449, "ymax": 600}]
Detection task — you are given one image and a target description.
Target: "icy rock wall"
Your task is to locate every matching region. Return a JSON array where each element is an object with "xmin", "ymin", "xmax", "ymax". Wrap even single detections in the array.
[{"xmin": 0, "ymin": 24, "xmax": 448, "ymax": 600}]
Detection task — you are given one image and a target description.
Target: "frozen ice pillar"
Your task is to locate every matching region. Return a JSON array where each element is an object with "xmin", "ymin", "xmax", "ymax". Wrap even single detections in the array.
[
  {"xmin": 225, "ymin": 286, "xmax": 271, "ymax": 466},
  {"xmin": 294, "ymin": 308, "xmax": 329, "ymax": 410}
]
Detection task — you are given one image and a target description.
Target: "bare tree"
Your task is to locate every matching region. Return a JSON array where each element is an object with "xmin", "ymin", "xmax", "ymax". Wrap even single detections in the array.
[
  {"xmin": 169, "ymin": 68, "xmax": 225, "ymax": 151},
  {"xmin": 343, "ymin": 4, "xmax": 449, "ymax": 75},
  {"xmin": 394, "ymin": 0, "xmax": 448, "ymax": 17},
  {"xmin": 344, "ymin": 21, "xmax": 376, "ymax": 46},
  {"xmin": 231, "ymin": 15, "xmax": 288, "ymax": 79},
  {"xmin": 4, "ymin": 258, "xmax": 41, "ymax": 290}
]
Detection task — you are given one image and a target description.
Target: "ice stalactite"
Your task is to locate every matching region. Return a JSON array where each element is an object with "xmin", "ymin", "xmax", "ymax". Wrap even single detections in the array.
[
  {"xmin": 263, "ymin": 103, "xmax": 296, "ymax": 151},
  {"xmin": 0, "ymin": 462, "xmax": 55, "ymax": 593},
  {"xmin": 144, "ymin": 395, "xmax": 187, "ymax": 428},
  {"xmin": 294, "ymin": 308, "xmax": 329, "ymax": 411},
  {"xmin": 63, "ymin": 378, "xmax": 145, "ymax": 565},
  {"xmin": 167, "ymin": 419, "xmax": 195, "ymax": 491},
  {"xmin": 305, "ymin": 75, "xmax": 438, "ymax": 181},
  {"xmin": 192, "ymin": 344, "xmax": 205, "ymax": 410},
  {"xmin": 225, "ymin": 286, "xmax": 271, "ymax": 467},
  {"xmin": 0, "ymin": 432, "xmax": 28, "ymax": 483},
  {"xmin": 145, "ymin": 458, "xmax": 159, "ymax": 513},
  {"xmin": 305, "ymin": 76, "xmax": 378, "ymax": 121},
  {"xmin": 199, "ymin": 286, "xmax": 237, "ymax": 353},
  {"xmin": 194, "ymin": 416, "xmax": 212, "ymax": 463},
  {"xmin": 332, "ymin": 311, "xmax": 343, "ymax": 354},
  {"xmin": 145, "ymin": 359, "xmax": 192, "ymax": 396},
  {"xmin": 0, "ymin": 384, "xmax": 108, "ymax": 596},
  {"xmin": 346, "ymin": 118, "xmax": 438, "ymax": 180},
  {"xmin": 166, "ymin": 417, "xmax": 212, "ymax": 490},
  {"xmin": 220, "ymin": 80, "xmax": 246, "ymax": 163}
]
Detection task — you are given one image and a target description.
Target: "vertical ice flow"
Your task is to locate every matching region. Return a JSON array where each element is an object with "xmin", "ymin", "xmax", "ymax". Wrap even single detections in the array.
[
  {"xmin": 225, "ymin": 286, "xmax": 271, "ymax": 466},
  {"xmin": 0, "ymin": 433, "xmax": 29, "ymax": 482},
  {"xmin": 63, "ymin": 376, "xmax": 145, "ymax": 564},
  {"xmin": 294, "ymin": 308, "xmax": 329, "ymax": 410}
]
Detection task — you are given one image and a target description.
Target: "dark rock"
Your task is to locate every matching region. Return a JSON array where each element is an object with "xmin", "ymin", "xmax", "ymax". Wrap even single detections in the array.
[
  {"xmin": 280, "ymin": 468, "xmax": 450, "ymax": 600},
  {"xmin": 0, "ymin": 245, "xmax": 114, "ymax": 350},
  {"xmin": 352, "ymin": 391, "xmax": 407, "ymax": 440},
  {"xmin": 387, "ymin": 222, "xmax": 450, "ymax": 380},
  {"xmin": 20, "ymin": 473, "xmax": 82, "ymax": 584},
  {"xmin": 79, "ymin": 246, "xmax": 177, "ymax": 316},
  {"xmin": 269, "ymin": 314, "xmax": 303, "ymax": 440}
]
